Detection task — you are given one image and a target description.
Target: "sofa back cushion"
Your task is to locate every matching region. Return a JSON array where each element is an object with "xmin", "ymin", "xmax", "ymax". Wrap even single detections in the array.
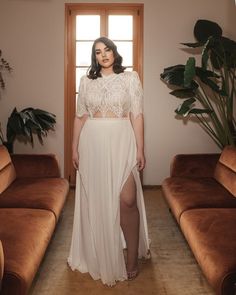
[
  {"xmin": 214, "ymin": 145, "xmax": 236, "ymax": 197},
  {"xmin": 0, "ymin": 145, "xmax": 16, "ymax": 193}
]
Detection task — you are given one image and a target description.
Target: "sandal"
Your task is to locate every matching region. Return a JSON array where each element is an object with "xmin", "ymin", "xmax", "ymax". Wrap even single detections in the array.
[{"xmin": 127, "ymin": 268, "xmax": 139, "ymax": 280}]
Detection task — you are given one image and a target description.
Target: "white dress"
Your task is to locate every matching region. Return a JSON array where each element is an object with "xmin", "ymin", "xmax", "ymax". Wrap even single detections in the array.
[{"xmin": 67, "ymin": 71, "xmax": 150, "ymax": 286}]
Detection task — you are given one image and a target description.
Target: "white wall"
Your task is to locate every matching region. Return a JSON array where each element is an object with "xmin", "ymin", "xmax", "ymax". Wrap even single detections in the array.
[{"xmin": 0, "ymin": 0, "xmax": 235, "ymax": 184}]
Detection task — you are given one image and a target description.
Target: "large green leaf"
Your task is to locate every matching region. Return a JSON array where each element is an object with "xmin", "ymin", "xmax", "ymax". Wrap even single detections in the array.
[
  {"xmin": 194, "ymin": 67, "xmax": 227, "ymax": 95},
  {"xmin": 169, "ymin": 89, "xmax": 196, "ymax": 98},
  {"xmin": 181, "ymin": 42, "xmax": 203, "ymax": 48},
  {"xmin": 201, "ymin": 37, "xmax": 215, "ymax": 69},
  {"xmin": 6, "ymin": 107, "xmax": 56, "ymax": 145},
  {"xmin": 175, "ymin": 97, "xmax": 196, "ymax": 117},
  {"xmin": 188, "ymin": 108, "xmax": 212, "ymax": 114},
  {"xmin": 160, "ymin": 65, "xmax": 185, "ymax": 87},
  {"xmin": 195, "ymin": 67, "xmax": 219, "ymax": 79},
  {"xmin": 184, "ymin": 57, "xmax": 196, "ymax": 88},
  {"xmin": 160, "ymin": 64, "xmax": 198, "ymax": 89},
  {"xmin": 202, "ymin": 36, "xmax": 236, "ymax": 70},
  {"xmin": 193, "ymin": 19, "xmax": 222, "ymax": 43}
]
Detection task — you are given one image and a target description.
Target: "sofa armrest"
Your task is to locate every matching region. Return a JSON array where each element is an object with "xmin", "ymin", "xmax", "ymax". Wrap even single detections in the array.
[
  {"xmin": 11, "ymin": 154, "xmax": 61, "ymax": 178},
  {"xmin": 0, "ymin": 240, "xmax": 4, "ymax": 289},
  {"xmin": 170, "ymin": 153, "xmax": 220, "ymax": 178}
]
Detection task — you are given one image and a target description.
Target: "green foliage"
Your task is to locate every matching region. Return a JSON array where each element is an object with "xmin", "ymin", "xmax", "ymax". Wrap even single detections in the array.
[
  {"xmin": 5, "ymin": 107, "xmax": 56, "ymax": 147},
  {"xmin": 0, "ymin": 50, "xmax": 12, "ymax": 90},
  {"xmin": 160, "ymin": 19, "xmax": 236, "ymax": 149}
]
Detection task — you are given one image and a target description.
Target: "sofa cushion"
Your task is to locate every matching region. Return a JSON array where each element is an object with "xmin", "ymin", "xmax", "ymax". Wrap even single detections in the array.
[
  {"xmin": 180, "ymin": 208, "xmax": 236, "ymax": 295},
  {"xmin": 170, "ymin": 153, "xmax": 220, "ymax": 178},
  {"xmin": 0, "ymin": 208, "xmax": 55, "ymax": 295},
  {"xmin": 11, "ymin": 154, "xmax": 61, "ymax": 178},
  {"xmin": 0, "ymin": 146, "xmax": 16, "ymax": 194},
  {"xmin": 162, "ymin": 177, "xmax": 236, "ymax": 222},
  {"xmin": 0, "ymin": 240, "xmax": 3, "ymax": 286},
  {"xmin": 214, "ymin": 145, "xmax": 236, "ymax": 197},
  {"xmin": 0, "ymin": 178, "xmax": 69, "ymax": 221}
]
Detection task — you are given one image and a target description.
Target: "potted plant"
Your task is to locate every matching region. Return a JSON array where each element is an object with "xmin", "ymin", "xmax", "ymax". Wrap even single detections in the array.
[
  {"xmin": 0, "ymin": 107, "xmax": 56, "ymax": 153},
  {"xmin": 160, "ymin": 19, "xmax": 236, "ymax": 149}
]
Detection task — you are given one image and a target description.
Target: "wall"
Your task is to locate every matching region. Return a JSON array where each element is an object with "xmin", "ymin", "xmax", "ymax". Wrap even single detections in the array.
[{"xmin": 0, "ymin": 0, "xmax": 235, "ymax": 184}]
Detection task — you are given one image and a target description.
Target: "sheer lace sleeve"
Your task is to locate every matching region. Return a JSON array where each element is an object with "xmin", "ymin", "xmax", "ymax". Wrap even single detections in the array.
[
  {"xmin": 129, "ymin": 71, "xmax": 144, "ymax": 118},
  {"xmin": 76, "ymin": 75, "xmax": 88, "ymax": 118}
]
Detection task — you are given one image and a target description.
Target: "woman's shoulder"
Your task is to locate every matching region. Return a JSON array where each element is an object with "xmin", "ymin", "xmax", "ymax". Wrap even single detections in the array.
[
  {"xmin": 122, "ymin": 70, "xmax": 140, "ymax": 79},
  {"xmin": 80, "ymin": 74, "xmax": 89, "ymax": 81},
  {"xmin": 80, "ymin": 75, "xmax": 93, "ymax": 86}
]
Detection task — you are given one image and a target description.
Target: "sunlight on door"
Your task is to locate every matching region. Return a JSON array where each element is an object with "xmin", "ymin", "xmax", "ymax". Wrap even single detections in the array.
[{"xmin": 75, "ymin": 14, "xmax": 134, "ymax": 98}]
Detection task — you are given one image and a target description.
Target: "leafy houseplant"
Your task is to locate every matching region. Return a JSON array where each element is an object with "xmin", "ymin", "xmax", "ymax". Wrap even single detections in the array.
[
  {"xmin": 0, "ymin": 52, "xmax": 56, "ymax": 152},
  {"xmin": 160, "ymin": 19, "xmax": 236, "ymax": 149},
  {"xmin": 0, "ymin": 50, "xmax": 12, "ymax": 92},
  {"xmin": 0, "ymin": 50, "xmax": 13, "ymax": 146},
  {"xmin": 0, "ymin": 107, "xmax": 56, "ymax": 153}
]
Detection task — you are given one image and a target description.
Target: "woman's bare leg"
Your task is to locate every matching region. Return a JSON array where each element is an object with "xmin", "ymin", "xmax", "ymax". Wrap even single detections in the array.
[{"xmin": 120, "ymin": 172, "xmax": 140, "ymax": 273}]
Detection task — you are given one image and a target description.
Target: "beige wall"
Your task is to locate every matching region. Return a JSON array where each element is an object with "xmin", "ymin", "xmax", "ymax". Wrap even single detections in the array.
[{"xmin": 0, "ymin": 0, "xmax": 235, "ymax": 184}]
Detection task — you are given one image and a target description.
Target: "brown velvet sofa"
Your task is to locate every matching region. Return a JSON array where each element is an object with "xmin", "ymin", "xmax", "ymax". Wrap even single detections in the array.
[
  {"xmin": 162, "ymin": 145, "xmax": 236, "ymax": 295},
  {"xmin": 0, "ymin": 145, "xmax": 69, "ymax": 295}
]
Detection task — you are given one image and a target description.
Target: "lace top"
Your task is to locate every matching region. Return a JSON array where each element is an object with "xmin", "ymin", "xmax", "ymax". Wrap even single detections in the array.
[{"xmin": 76, "ymin": 71, "xmax": 143, "ymax": 119}]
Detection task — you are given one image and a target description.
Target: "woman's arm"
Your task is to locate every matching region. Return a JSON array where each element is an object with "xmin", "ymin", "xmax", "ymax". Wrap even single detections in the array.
[
  {"xmin": 72, "ymin": 115, "xmax": 88, "ymax": 169},
  {"xmin": 130, "ymin": 113, "xmax": 146, "ymax": 171}
]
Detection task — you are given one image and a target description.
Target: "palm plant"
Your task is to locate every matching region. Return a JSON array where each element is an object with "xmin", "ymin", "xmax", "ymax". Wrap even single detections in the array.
[
  {"xmin": 1, "ymin": 107, "xmax": 56, "ymax": 153},
  {"xmin": 160, "ymin": 19, "xmax": 236, "ymax": 149}
]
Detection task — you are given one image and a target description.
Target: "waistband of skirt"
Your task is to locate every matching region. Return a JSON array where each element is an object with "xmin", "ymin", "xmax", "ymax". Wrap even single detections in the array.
[{"xmin": 88, "ymin": 117, "xmax": 129, "ymax": 121}]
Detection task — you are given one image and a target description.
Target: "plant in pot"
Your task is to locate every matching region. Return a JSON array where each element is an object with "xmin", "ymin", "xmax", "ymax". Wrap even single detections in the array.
[
  {"xmin": 0, "ymin": 107, "xmax": 56, "ymax": 153},
  {"xmin": 160, "ymin": 19, "xmax": 236, "ymax": 149}
]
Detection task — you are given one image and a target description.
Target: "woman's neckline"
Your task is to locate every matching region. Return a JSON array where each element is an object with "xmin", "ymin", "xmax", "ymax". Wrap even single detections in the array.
[{"xmin": 101, "ymin": 72, "xmax": 116, "ymax": 78}]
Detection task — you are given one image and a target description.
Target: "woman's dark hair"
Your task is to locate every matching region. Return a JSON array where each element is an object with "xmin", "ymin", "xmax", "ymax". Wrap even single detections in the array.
[{"xmin": 87, "ymin": 37, "xmax": 126, "ymax": 79}]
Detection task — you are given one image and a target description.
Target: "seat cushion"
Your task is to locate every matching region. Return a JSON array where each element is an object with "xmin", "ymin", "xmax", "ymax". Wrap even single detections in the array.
[
  {"xmin": 0, "ymin": 208, "xmax": 55, "ymax": 295},
  {"xmin": 0, "ymin": 178, "xmax": 69, "ymax": 221},
  {"xmin": 162, "ymin": 177, "xmax": 236, "ymax": 222},
  {"xmin": 180, "ymin": 208, "xmax": 236, "ymax": 295}
]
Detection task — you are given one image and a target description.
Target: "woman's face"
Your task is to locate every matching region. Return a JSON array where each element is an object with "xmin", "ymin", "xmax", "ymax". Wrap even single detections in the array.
[{"xmin": 95, "ymin": 42, "xmax": 115, "ymax": 70}]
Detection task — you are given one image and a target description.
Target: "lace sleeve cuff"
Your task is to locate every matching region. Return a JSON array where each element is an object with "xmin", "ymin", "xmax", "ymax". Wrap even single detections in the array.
[
  {"xmin": 76, "ymin": 76, "xmax": 89, "ymax": 118},
  {"xmin": 130, "ymin": 71, "xmax": 144, "ymax": 119}
]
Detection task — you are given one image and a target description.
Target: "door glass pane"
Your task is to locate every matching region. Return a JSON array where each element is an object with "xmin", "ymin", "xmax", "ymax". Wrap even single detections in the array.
[
  {"xmin": 76, "ymin": 41, "xmax": 93, "ymax": 66},
  {"xmin": 76, "ymin": 15, "xmax": 100, "ymax": 40},
  {"xmin": 108, "ymin": 15, "xmax": 133, "ymax": 40},
  {"xmin": 76, "ymin": 68, "xmax": 89, "ymax": 92},
  {"xmin": 115, "ymin": 41, "xmax": 133, "ymax": 66}
]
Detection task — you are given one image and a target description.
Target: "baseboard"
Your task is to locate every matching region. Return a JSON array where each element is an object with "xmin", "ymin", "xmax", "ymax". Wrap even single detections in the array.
[{"xmin": 143, "ymin": 185, "xmax": 162, "ymax": 190}]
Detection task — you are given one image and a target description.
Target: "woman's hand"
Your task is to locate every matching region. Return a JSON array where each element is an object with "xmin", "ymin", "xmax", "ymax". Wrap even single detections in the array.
[
  {"xmin": 72, "ymin": 150, "xmax": 79, "ymax": 170},
  {"xmin": 136, "ymin": 150, "xmax": 146, "ymax": 171}
]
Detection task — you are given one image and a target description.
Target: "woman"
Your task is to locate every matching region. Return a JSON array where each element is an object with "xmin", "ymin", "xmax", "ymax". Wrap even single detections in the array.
[{"xmin": 68, "ymin": 37, "xmax": 150, "ymax": 286}]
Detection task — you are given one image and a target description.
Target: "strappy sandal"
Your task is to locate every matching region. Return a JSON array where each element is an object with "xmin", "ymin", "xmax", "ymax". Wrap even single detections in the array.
[{"xmin": 127, "ymin": 269, "xmax": 139, "ymax": 280}]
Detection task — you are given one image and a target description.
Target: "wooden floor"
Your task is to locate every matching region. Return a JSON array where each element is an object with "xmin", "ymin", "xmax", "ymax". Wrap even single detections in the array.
[{"xmin": 29, "ymin": 188, "xmax": 214, "ymax": 295}]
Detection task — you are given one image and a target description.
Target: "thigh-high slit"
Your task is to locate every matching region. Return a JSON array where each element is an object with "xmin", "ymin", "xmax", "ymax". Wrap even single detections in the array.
[{"xmin": 68, "ymin": 117, "xmax": 150, "ymax": 286}]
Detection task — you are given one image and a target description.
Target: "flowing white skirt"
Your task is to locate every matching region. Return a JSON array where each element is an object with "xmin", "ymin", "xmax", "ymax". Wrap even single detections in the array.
[{"xmin": 68, "ymin": 117, "xmax": 150, "ymax": 286}]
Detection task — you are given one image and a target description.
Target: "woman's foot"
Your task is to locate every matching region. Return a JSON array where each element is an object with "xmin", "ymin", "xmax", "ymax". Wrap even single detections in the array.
[{"xmin": 127, "ymin": 268, "xmax": 139, "ymax": 280}]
